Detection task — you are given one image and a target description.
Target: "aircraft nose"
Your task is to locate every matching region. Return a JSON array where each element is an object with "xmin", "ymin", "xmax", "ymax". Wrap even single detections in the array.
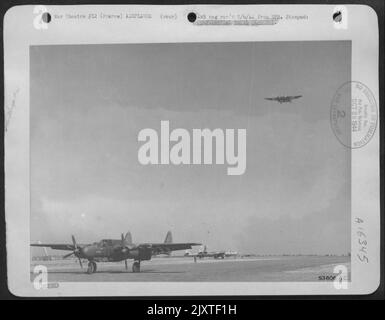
[{"xmin": 82, "ymin": 246, "xmax": 90, "ymax": 257}]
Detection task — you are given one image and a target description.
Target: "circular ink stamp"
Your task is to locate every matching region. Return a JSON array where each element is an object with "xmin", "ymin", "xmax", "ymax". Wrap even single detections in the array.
[{"xmin": 330, "ymin": 81, "xmax": 377, "ymax": 148}]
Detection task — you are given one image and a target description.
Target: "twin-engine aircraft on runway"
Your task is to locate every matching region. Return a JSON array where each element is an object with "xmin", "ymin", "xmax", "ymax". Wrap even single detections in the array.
[
  {"xmin": 31, "ymin": 231, "xmax": 200, "ymax": 274},
  {"xmin": 196, "ymin": 245, "xmax": 226, "ymax": 259},
  {"xmin": 185, "ymin": 245, "xmax": 238, "ymax": 259},
  {"xmin": 265, "ymin": 95, "xmax": 302, "ymax": 103}
]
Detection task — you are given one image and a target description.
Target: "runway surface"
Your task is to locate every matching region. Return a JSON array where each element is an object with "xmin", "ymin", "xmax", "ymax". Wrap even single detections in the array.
[{"xmin": 31, "ymin": 255, "xmax": 350, "ymax": 282}]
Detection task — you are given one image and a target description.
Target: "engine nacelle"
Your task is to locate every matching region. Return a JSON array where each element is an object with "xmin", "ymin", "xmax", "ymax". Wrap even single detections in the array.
[
  {"xmin": 138, "ymin": 247, "xmax": 152, "ymax": 261},
  {"xmin": 128, "ymin": 247, "xmax": 152, "ymax": 261}
]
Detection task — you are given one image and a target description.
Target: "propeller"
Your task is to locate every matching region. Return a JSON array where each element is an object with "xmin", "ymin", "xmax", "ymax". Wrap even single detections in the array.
[
  {"xmin": 63, "ymin": 235, "xmax": 83, "ymax": 269},
  {"xmin": 121, "ymin": 233, "xmax": 129, "ymax": 270}
]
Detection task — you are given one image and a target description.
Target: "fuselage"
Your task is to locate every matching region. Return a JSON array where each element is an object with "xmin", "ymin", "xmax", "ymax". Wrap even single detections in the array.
[{"xmin": 77, "ymin": 239, "xmax": 151, "ymax": 262}]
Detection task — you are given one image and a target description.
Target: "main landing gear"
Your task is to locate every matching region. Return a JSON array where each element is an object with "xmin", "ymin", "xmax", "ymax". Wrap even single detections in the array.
[
  {"xmin": 132, "ymin": 261, "xmax": 141, "ymax": 273},
  {"xmin": 85, "ymin": 260, "xmax": 141, "ymax": 274},
  {"xmin": 87, "ymin": 261, "xmax": 97, "ymax": 274}
]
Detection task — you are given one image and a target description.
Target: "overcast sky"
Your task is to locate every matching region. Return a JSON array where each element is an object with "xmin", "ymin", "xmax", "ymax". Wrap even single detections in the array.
[{"xmin": 30, "ymin": 41, "xmax": 351, "ymax": 255}]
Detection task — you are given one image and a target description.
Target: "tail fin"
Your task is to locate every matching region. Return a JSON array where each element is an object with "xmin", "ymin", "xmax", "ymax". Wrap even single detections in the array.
[
  {"xmin": 125, "ymin": 231, "xmax": 132, "ymax": 244},
  {"xmin": 199, "ymin": 245, "xmax": 207, "ymax": 254},
  {"xmin": 164, "ymin": 231, "xmax": 173, "ymax": 244},
  {"xmin": 38, "ymin": 240, "xmax": 49, "ymax": 256}
]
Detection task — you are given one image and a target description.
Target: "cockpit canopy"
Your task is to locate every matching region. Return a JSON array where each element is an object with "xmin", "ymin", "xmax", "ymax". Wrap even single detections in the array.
[{"xmin": 100, "ymin": 239, "xmax": 114, "ymax": 246}]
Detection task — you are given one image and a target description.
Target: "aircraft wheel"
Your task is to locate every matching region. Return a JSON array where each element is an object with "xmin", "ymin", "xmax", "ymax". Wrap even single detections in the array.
[
  {"xmin": 87, "ymin": 263, "xmax": 93, "ymax": 274},
  {"xmin": 132, "ymin": 261, "xmax": 140, "ymax": 273},
  {"xmin": 87, "ymin": 261, "xmax": 97, "ymax": 274}
]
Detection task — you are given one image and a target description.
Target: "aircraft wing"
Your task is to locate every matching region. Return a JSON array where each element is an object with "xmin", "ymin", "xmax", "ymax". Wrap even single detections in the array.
[
  {"xmin": 30, "ymin": 243, "xmax": 76, "ymax": 251},
  {"xmin": 292, "ymin": 95, "xmax": 302, "ymax": 99},
  {"xmin": 141, "ymin": 242, "xmax": 201, "ymax": 253}
]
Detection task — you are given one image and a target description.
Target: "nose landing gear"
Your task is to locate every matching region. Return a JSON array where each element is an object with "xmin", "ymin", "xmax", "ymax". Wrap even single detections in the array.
[
  {"xmin": 132, "ymin": 261, "xmax": 141, "ymax": 273},
  {"xmin": 87, "ymin": 261, "xmax": 97, "ymax": 274}
]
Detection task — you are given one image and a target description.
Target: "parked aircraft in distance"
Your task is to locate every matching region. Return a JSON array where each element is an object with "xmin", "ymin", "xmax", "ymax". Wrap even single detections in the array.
[{"xmin": 185, "ymin": 246, "xmax": 238, "ymax": 259}]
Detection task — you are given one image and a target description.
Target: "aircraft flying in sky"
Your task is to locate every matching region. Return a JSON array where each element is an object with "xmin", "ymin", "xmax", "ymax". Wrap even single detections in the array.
[
  {"xmin": 264, "ymin": 95, "xmax": 302, "ymax": 103},
  {"xmin": 31, "ymin": 231, "xmax": 200, "ymax": 274}
]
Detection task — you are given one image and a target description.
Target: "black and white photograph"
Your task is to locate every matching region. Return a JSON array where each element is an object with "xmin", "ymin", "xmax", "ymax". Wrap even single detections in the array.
[
  {"xmin": 29, "ymin": 41, "xmax": 352, "ymax": 282},
  {"xmin": 2, "ymin": 4, "xmax": 381, "ymax": 297}
]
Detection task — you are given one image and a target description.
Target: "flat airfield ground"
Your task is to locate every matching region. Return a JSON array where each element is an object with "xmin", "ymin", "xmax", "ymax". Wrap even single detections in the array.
[{"xmin": 31, "ymin": 256, "xmax": 350, "ymax": 282}]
